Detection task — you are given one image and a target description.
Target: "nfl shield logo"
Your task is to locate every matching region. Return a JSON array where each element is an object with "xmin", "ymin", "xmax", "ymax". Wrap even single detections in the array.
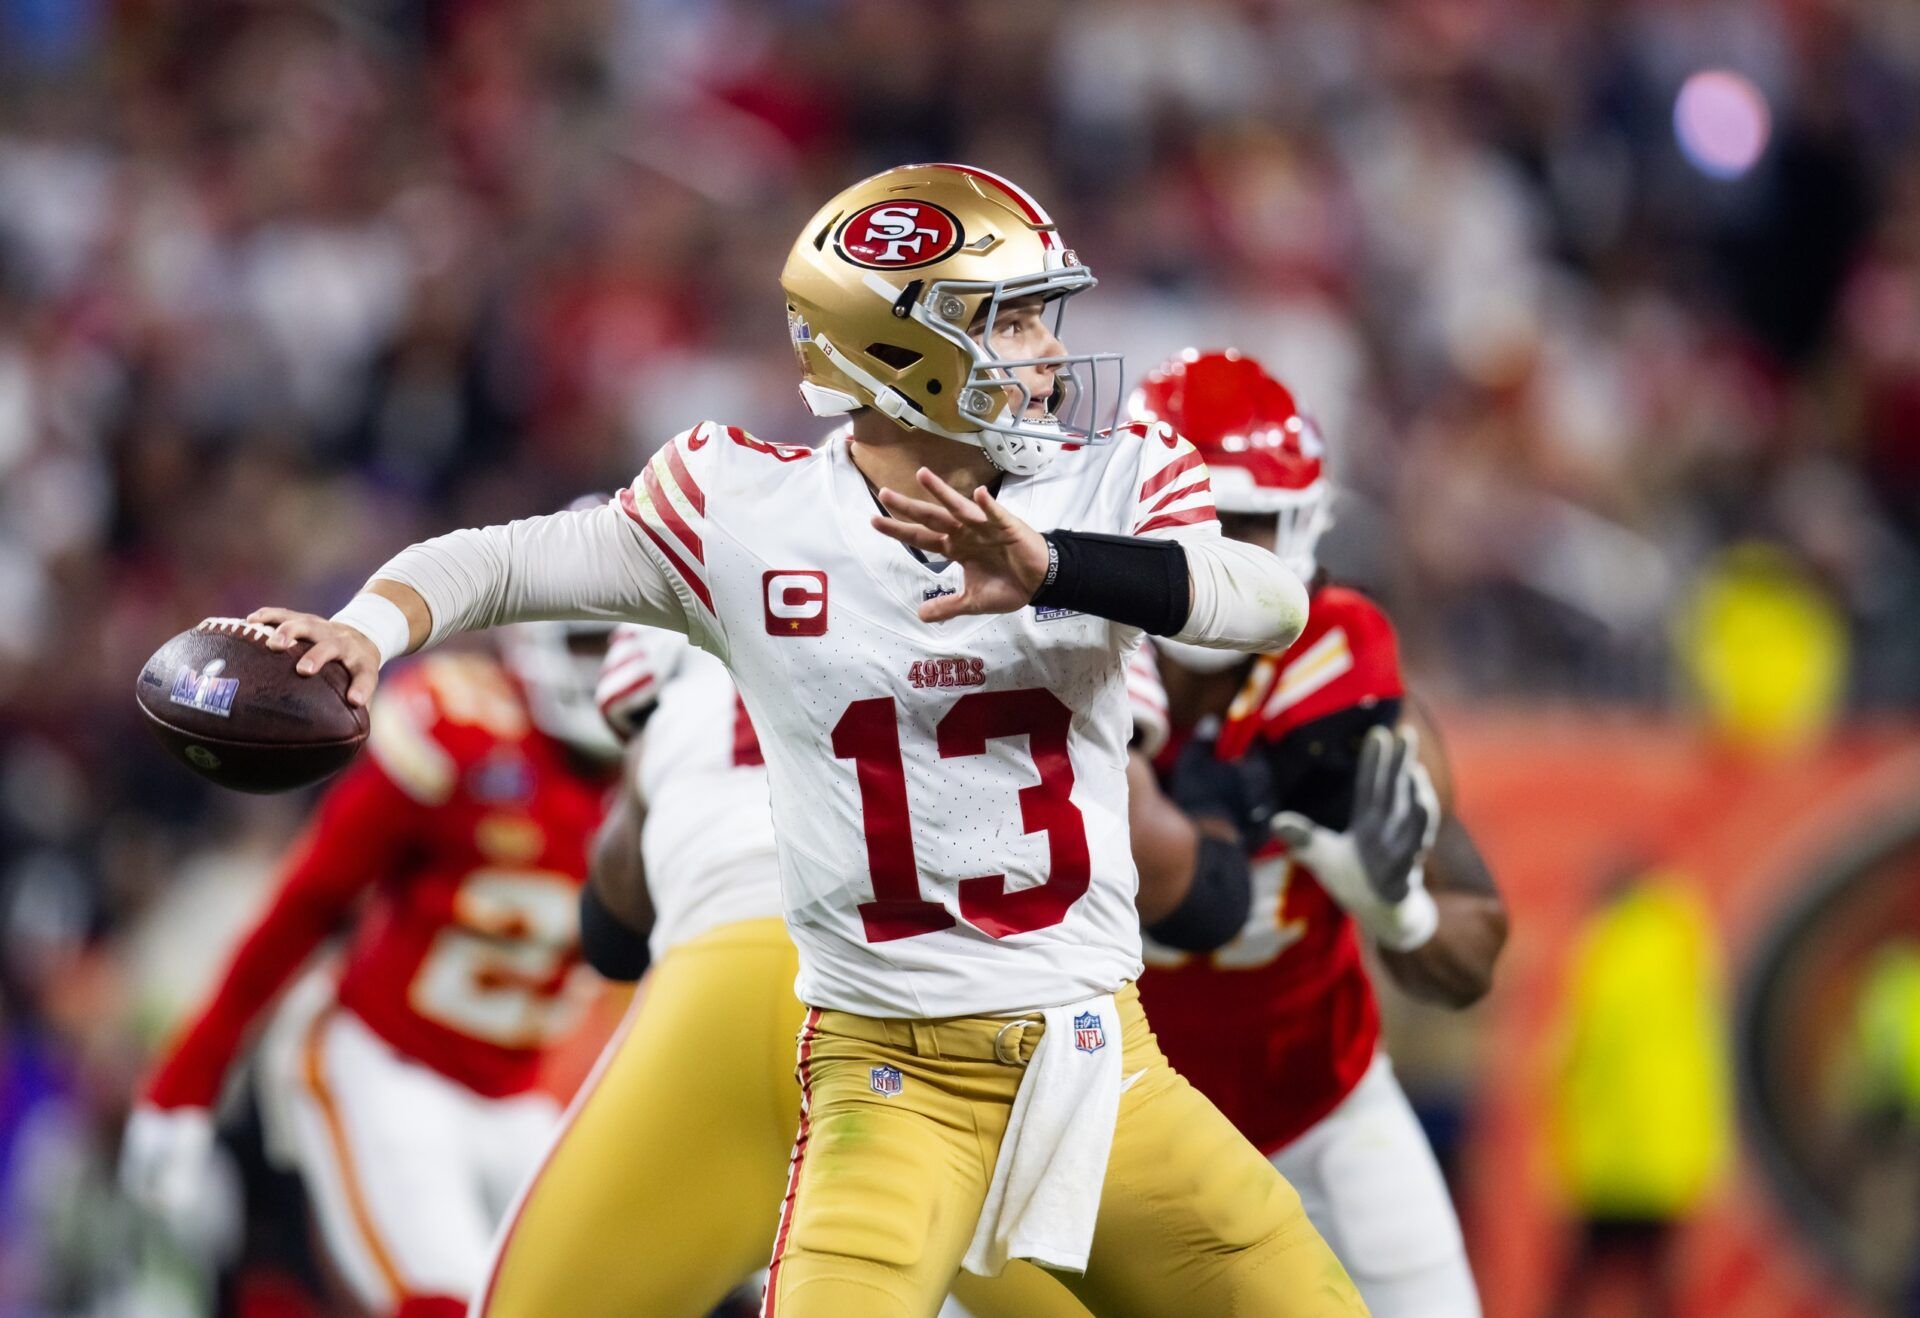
[
  {"xmin": 869, "ymin": 1065, "xmax": 904, "ymax": 1097},
  {"xmin": 1073, "ymin": 1012, "xmax": 1106, "ymax": 1054}
]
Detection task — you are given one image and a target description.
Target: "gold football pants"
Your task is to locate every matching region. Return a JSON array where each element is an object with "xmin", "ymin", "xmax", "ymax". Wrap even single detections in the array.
[
  {"xmin": 474, "ymin": 919, "xmax": 1086, "ymax": 1318},
  {"xmin": 766, "ymin": 982, "xmax": 1366, "ymax": 1317}
]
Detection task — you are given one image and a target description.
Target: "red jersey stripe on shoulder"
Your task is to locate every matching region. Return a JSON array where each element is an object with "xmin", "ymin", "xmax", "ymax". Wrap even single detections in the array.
[
  {"xmin": 1146, "ymin": 474, "xmax": 1211, "ymax": 515},
  {"xmin": 665, "ymin": 443, "xmax": 706, "ymax": 516},
  {"xmin": 618, "ymin": 487, "xmax": 716, "ymax": 614},
  {"xmin": 1139, "ymin": 449, "xmax": 1204, "ymax": 502},
  {"xmin": 1134, "ymin": 505, "xmax": 1216, "ymax": 536},
  {"xmin": 641, "ymin": 464, "xmax": 704, "ymax": 564}
]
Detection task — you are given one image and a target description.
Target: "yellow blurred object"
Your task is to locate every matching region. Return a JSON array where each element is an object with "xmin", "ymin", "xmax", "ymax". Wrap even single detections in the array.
[
  {"xmin": 1551, "ymin": 873, "xmax": 1734, "ymax": 1218},
  {"xmin": 1676, "ymin": 541, "xmax": 1847, "ymax": 751},
  {"xmin": 1854, "ymin": 941, "xmax": 1920, "ymax": 1124}
]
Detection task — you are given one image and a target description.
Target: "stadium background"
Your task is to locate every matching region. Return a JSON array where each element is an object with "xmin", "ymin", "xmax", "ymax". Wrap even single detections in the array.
[{"xmin": 1, "ymin": 0, "xmax": 1917, "ymax": 1314}]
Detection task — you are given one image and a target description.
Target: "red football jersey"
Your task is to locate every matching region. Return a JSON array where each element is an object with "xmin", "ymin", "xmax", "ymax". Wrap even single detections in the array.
[
  {"xmin": 145, "ymin": 655, "xmax": 611, "ymax": 1106},
  {"xmin": 1138, "ymin": 584, "xmax": 1403, "ymax": 1154}
]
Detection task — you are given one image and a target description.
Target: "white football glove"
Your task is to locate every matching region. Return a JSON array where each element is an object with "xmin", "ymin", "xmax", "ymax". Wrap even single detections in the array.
[
  {"xmin": 595, "ymin": 625, "xmax": 690, "ymax": 740},
  {"xmin": 1272, "ymin": 724, "xmax": 1441, "ymax": 951},
  {"xmin": 120, "ymin": 1103, "xmax": 217, "ymax": 1222},
  {"xmin": 1126, "ymin": 642, "xmax": 1171, "ymax": 758}
]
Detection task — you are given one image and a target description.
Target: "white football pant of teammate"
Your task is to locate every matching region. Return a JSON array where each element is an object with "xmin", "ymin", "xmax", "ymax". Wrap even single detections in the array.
[
  {"xmin": 271, "ymin": 1008, "xmax": 559, "ymax": 1312},
  {"xmin": 1271, "ymin": 1055, "xmax": 1479, "ymax": 1318}
]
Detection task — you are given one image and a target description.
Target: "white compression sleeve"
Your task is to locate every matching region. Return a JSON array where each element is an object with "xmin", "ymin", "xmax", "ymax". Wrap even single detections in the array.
[
  {"xmin": 371, "ymin": 499, "xmax": 690, "ymax": 651},
  {"xmin": 1169, "ymin": 534, "xmax": 1309, "ymax": 653}
]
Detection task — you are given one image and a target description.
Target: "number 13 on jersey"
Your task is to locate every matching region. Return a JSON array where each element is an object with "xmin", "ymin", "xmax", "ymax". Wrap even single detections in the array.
[{"xmin": 832, "ymin": 689, "xmax": 1090, "ymax": 943}]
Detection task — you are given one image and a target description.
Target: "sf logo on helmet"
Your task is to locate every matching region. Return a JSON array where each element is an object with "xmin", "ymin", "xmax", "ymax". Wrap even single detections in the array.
[{"xmin": 835, "ymin": 201, "xmax": 964, "ymax": 270}]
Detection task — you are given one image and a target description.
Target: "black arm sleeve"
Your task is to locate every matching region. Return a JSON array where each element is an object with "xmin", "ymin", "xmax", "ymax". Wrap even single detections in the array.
[
  {"xmin": 1144, "ymin": 834, "xmax": 1253, "ymax": 951},
  {"xmin": 579, "ymin": 882, "xmax": 651, "ymax": 982},
  {"xmin": 1031, "ymin": 531, "xmax": 1190, "ymax": 635}
]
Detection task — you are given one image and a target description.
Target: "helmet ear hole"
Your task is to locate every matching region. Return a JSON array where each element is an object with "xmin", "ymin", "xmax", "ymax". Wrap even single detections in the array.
[{"xmin": 865, "ymin": 343, "xmax": 924, "ymax": 373}]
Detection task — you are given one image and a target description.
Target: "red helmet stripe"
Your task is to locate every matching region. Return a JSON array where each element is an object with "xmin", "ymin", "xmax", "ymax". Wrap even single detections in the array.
[{"xmin": 922, "ymin": 163, "xmax": 1052, "ymax": 225}]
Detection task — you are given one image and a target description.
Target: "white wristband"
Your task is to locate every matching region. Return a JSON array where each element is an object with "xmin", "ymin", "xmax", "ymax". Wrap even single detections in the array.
[
  {"xmin": 1372, "ymin": 882, "xmax": 1440, "ymax": 952},
  {"xmin": 330, "ymin": 592, "xmax": 412, "ymax": 668}
]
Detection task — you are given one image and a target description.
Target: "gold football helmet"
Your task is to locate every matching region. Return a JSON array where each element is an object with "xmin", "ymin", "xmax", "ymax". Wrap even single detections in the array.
[{"xmin": 780, "ymin": 163, "xmax": 1122, "ymax": 475}]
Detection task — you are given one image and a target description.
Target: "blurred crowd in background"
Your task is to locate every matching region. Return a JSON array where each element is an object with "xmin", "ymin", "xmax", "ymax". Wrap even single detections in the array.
[{"xmin": 3, "ymin": 0, "xmax": 1920, "ymax": 1313}]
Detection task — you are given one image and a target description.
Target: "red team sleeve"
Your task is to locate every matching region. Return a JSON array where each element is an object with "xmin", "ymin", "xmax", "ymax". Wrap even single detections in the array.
[{"xmin": 141, "ymin": 756, "xmax": 423, "ymax": 1109}]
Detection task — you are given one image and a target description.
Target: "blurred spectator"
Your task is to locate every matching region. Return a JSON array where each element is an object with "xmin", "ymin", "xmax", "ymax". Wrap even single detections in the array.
[{"xmin": 1548, "ymin": 871, "xmax": 1734, "ymax": 1318}]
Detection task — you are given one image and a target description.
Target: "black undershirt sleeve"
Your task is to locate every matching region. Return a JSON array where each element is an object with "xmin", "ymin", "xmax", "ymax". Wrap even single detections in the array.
[
  {"xmin": 1144, "ymin": 834, "xmax": 1254, "ymax": 951},
  {"xmin": 579, "ymin": 883, "xmax": 651, "ymax": 982}
]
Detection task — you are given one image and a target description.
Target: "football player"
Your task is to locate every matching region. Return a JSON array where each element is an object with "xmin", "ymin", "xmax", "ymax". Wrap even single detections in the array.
[
  {"xmin": 122, "ymin": 622, "xmax": 621, "ymax": 1318},
  {"xmin": 244, "ymin": 164, "xmax": 1365, "ymax": 1315},
  {"xmin": 476, "ymin": 630, "xmax": 1243, "ymax": 1318},
  {"xmin": 1129, "ymin": 349, "xmax": 1509, "ymax": 1318}
]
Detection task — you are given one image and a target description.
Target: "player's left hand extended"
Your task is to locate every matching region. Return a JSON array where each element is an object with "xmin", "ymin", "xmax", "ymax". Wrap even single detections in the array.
[
  {"xmin": 1272, "ymin": 725, "xmax": 1440, "ymax": 950},
  {"xmin": 871, "ymin": 468, "xmax": 1050, "ymax": 623}
]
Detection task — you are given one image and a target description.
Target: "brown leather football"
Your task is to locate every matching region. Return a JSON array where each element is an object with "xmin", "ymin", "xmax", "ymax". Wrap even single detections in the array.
[{"xmin": 136, "ymin": 617, "xmax": 370, "ymax": 793}]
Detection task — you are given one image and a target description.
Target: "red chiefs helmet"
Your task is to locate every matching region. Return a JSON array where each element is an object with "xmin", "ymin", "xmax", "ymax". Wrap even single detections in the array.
[{"xmin": 1129, "ymin": 349, "xmax": 1332, "ymax": 583}]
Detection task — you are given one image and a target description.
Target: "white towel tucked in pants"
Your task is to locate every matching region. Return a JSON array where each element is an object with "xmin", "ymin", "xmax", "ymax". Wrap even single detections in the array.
[{"xmin": 962, "ymin": 992, "xmax": 1122, "ymax": 1277}]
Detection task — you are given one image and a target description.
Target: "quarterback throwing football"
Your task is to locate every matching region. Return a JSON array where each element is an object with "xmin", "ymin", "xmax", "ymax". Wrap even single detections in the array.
[{"xmin": 248, "ymin": 164, "xmax": 1362, "ymax": 1316}]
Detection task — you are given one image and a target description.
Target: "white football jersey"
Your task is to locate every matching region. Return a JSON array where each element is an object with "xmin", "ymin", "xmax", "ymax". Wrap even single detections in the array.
[
  {"xmin": 619, "ymin": 419, "xmax": 1218, "ymax": 1017},
  {"xmin": 628, "ymin": 635, "xmax": 784, "ymax": 959}
]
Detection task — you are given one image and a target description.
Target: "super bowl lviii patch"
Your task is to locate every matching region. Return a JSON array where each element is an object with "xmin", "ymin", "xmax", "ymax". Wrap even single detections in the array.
[{"xmin": 170, "ymin": 659, "xmax": 239, "ymax": 718}]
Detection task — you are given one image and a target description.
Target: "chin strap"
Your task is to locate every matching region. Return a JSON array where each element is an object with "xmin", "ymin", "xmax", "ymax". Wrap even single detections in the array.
[{"xmin": 798, "ymin": 379, "xmax": 861, "ymax": 417}]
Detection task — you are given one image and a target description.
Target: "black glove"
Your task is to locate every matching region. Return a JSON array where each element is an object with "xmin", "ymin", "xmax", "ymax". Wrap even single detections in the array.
[
  {"xmin": 1166, "ymin": 734, "xmax": 1274, "ymax": 851},
  {"xmin": 1271, "ymin": 725, "xmax": 1440, "ymax": 950}
]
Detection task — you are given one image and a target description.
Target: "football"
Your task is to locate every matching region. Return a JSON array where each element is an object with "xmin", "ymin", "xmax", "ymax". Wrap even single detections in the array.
[{"xmin": 136, "ymin": 617, "xmax": 370, "ymax": 793}]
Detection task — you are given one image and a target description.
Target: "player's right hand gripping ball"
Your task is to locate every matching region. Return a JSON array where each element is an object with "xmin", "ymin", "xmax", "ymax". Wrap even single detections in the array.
[{"xmin": 136, "ymin": 617, "xmax": 370, "ymax": 793}]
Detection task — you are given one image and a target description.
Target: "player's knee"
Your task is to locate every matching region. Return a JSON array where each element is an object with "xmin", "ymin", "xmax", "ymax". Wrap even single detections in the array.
[{"xmin": 776, "ymin": 1263, "xmax": 921, "ymax": 1317}]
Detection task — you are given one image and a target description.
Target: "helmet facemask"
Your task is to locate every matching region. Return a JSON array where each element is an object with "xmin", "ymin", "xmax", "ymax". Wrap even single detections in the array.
[
  {"xmin": 1270, "ymin": 486, "xmax": 1334, "ymax": 585},
  {"xmin": 927, "ymin": 269, "xmax": 1123, "ymax": 470}
]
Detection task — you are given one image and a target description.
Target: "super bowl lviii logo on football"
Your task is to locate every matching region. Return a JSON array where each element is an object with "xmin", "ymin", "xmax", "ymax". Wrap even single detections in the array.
[
  {"xmin": 169, "ymin": 658, "xmax": 239, "ymax": 718},
  {"xmin": 834, "ymin": 200, "xmax": 964, "ymax": 270}
]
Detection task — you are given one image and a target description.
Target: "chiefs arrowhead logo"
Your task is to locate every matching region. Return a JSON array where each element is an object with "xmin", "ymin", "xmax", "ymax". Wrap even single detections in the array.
[{"xmin": 835, "ymin": 201, "xmax": 965, "ymax": 270}]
